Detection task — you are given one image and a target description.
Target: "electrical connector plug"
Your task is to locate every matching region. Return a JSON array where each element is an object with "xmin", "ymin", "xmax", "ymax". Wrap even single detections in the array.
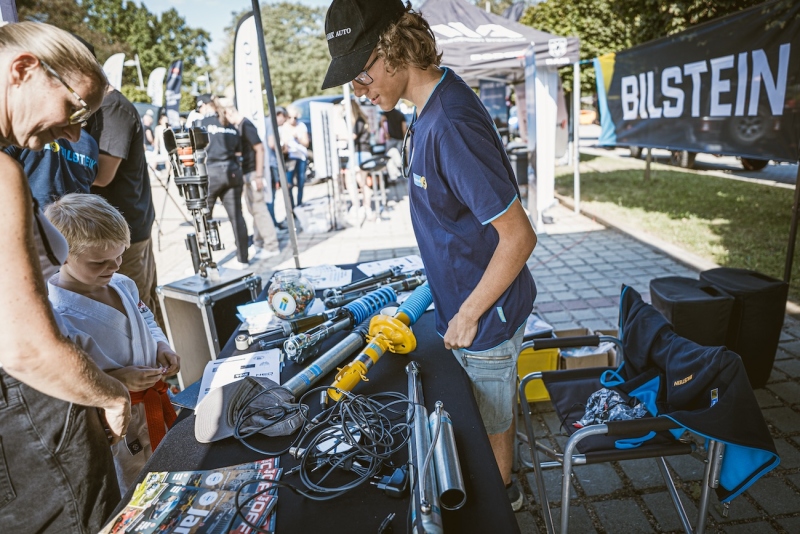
[{"xmin": 371, "ymin": 465, "xmax": 408, "ymax": 498}]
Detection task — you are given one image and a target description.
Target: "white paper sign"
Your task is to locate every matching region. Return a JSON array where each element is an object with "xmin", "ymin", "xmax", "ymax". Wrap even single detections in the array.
[
  {"xmin": 301, "ymin": 265, "xmax": 353, "ymax": 289},
  {"xmin": 357, "ymin": 255, "xmax": 424, "ymax": 277},
  {"xmin": 196, "ymin": 350, "xmax": 281, "ymax": 405}
]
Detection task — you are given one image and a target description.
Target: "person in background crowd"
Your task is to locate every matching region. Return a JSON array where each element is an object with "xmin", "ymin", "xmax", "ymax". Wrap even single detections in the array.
[
  {"xmin": 381, "ymin": 106, "xmax": 406, "ymax": 181},
  {"xmin": 142, "ymin": 108, "xmax": 155, "ymax": 151},
  {"xmin": 223, "ymin": 103, "xmax": 280, "ymax": 259},
  {"xmin": 4, "ymin": 128, "xmax": 100, "ymax": 280},
  {"xmin": 350, "ymin": 98, "xmax": 373, "ymax": 219},
  {"xmin": 196, "ymin": 94, "xmax": 250, "ymax": 268},
  {"xmin": 150, "ymin": 112, "xmax": 170, "ymax": 172},
  {"xmin": 0, "ymin": 22, "xmax": 130, "ymax": 533},
  {"xmin": 381, "ymin": 106, "xmax": 406, "ymax": 152},
  {"xmin": 322, "ymin": 0, "xmax": 537, "ymax": 511},
  {"xmin": 266, "ymin": 107, "xmax": 294, "ymax": 231},
  {"xmin": 86, "ymin": 67, "xmax": 163, "ymax": 329},
  {"xmin": 283, "ymin": 105, "xmax": 310, "ymax": 206},
  {"xmin": 46, "ymin": 193, "xmax": 180, "ymax": 494}
]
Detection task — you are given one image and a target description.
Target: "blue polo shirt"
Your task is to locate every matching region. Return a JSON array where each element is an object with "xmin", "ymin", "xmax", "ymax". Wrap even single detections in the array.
[
  {"xmin": 5, "ymin": 130, "xmax": 98, "ymax": 207},
  {"xmin": 408, "ymin": 68, "xmax": 536, "ymax": 351}
]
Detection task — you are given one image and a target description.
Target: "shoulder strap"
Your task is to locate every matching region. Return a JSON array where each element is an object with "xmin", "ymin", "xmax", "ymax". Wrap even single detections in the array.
[{"xmin": 32, "ymin": 197, "xmax": 61, "ymax": 267}]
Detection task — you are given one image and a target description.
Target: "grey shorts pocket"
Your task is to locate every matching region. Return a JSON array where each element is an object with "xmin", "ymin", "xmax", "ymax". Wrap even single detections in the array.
[
  {"xmin": 460, "ymin": 355, "xmax": 516, "ymax": 434},
  {"xmin": 0, "ymin": 437, "xmax": 17, "ymax": 511}
]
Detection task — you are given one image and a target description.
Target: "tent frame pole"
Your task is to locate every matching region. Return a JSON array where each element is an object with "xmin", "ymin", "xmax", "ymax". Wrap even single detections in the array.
[
  {"xmin": 573, "ymin": 62, "xmax": 580, "ymax": 213},
  {"xmin": 250, "ymin": 1, "xmax": 301, "ymax": 268},
  {"xmin": 783, "ymin": 161, "xmax": 800, "ymax": 283}
]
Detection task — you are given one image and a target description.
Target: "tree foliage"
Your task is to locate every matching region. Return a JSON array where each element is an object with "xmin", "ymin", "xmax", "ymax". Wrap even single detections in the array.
[
  {"xmin": 611, "ymin": 0, "xmax": 769, "ymax": 47},
  {"xmin": 17, "ymin": 0, "xmax": 209, "ymax": 111},
  {"xmin": 519, "ymin": 0, "xmax": 766, "ymax": 97},
  {"xmin": 463, "ymin": 0, "xmax": 517, "ymax": 14},
  {"xmin": 216, "ymin": 2, "xmax": 333, "ymax": 107},
  {"xmin": 520, "ymin": 0, "xmax": 631, "ymax": 95}
]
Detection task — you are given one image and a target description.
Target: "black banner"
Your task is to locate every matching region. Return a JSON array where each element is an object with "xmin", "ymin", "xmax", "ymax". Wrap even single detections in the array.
[
  {"xmin": 165, "ymin": 59, "xmax": 183, "ymax": 128},
  {"xmin": 595, "ymin": 0, "xmax": 800, "ymax": 162}
]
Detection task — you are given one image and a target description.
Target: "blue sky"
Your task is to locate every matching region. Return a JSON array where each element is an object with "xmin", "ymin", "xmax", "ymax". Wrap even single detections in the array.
[{"xmin": 137, "ymin": 0, "xmax": 333, "ymax": 57}]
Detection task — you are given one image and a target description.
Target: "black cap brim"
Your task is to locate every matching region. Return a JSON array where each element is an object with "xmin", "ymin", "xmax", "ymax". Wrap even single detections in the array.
[{"xmin": 321, "ymin": 44, "xmax": 375, "ymax": 90}]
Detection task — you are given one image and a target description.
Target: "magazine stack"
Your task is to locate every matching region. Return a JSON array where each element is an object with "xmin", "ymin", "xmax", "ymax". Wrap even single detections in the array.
[{"xmin": 101, "ymin": 458, "xmax": 282, "ymax": 533}]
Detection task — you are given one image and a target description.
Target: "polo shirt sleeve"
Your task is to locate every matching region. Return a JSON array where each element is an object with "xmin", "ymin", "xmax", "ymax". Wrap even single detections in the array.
[
  {"xmin": 94, "ymin": 102, "xmax": 136, "ymax": 160},
  {"xmin": 438, "ymin": 120, "xmax": 518, "ymax": 225}
]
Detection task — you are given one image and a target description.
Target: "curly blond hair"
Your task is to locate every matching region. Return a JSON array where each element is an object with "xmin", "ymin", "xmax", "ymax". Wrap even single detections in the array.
[{"xmin": 376, "ymin": 4, "xmax": 442, "ymax": 75}]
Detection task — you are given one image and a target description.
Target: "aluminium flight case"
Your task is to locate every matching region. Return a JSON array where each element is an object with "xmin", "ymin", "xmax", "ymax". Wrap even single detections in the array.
[{"xmin": 157, "ymin": 268, "xmax": 262, "ymax": 389}]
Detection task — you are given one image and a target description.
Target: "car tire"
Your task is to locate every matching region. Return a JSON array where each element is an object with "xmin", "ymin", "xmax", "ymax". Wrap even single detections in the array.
[
  {"xmin": 740, "ymin": 157, "xmax": 769, "ymax": 171},
  {"xmin": 670, "ymin": 150, "xmax": 696, "ymax": 169}
]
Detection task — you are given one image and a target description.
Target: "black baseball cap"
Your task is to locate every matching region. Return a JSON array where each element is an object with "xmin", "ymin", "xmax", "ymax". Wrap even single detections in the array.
[
  {"xmin": 195, "ymin": 93, "xmax": 214, "ymax": 110},
  {"xmin": 321, "ymin": 0, "xmax": 406, "ymax": 90}
]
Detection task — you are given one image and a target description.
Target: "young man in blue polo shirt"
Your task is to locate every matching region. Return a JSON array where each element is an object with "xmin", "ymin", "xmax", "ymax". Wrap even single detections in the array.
[{"xmin": 322, "ymin": 0, "xmax": 537, "ymax": 511}]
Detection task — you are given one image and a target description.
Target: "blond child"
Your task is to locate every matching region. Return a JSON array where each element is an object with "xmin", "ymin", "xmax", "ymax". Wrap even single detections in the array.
[{"xmin": 45, "ymin": 193, "xmax": 180, "ymax": 493}]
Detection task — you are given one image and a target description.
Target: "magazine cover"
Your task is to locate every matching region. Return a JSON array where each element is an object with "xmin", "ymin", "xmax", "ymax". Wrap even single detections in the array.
[
  {"xmin": 165, "ymin": 467, "xmax": 282, "ymax": 493},
  {"xmin": 123, "ymin": 483, "xmax": 277, "ymax": 534},
  {"xmin": 100, "ymin": 482, "xmax": 169, "ymax": 534},
  {"xmin": 100, "ymin": 459, "xmax": 282, "ymax": 534}
]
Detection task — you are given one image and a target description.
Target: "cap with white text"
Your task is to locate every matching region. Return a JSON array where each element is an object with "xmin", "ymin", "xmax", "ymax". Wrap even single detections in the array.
[{"xmin": 321, "ymin": 0, "xmax": 406, "ymax": 90}]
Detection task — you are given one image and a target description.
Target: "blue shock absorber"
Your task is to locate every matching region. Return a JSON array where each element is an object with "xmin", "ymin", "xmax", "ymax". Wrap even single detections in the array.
[
  {"xmin": 344, "ymin": 286, "xmax": 398, "ymax": 324},
  {"xmin": 397, "ymin": 282, "xmax": 432, "ymax": 325}
]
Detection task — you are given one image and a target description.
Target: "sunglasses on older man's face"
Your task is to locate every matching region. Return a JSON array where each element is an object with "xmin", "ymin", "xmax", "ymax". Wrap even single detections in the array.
[{"xmin": 39, "ymin": 59, "xmax": 92, "ymax": 125}]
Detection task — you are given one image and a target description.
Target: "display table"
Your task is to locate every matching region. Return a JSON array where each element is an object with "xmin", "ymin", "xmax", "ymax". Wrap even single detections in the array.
[{"xmin": 119, "ymin": 266, "xmax": 520, "ymax": 534}]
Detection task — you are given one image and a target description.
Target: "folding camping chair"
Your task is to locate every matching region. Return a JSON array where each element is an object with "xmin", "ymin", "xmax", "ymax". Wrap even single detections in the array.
[
  {"xmin": 519, "ymin": 285, "xmax": 779, "ymax": 534},
  {"xmin": 519, "ymin": 338, "xmax": 717, "ymax": 534}
]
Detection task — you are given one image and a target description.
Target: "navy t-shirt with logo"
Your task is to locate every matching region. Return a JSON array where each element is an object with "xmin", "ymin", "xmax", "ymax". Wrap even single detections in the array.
[
  {"xmin": 407, "ymin": 68, "xmax": 536, "ymax": 351},
  {"xmin": 5, "ymin": 130, "xmax": 99, "ymax": 207}
]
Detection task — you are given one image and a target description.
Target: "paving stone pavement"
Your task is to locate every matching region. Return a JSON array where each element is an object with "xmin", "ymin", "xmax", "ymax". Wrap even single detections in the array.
[{"xmin": 150, "ymin": 176, "xmax": 800, "ymax": 533}]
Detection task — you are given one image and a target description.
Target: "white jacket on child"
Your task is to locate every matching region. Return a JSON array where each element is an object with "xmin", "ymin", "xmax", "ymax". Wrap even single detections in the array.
[{"xmin": 48, "ymin": 273, "xmax": 170, "ymax": 494}]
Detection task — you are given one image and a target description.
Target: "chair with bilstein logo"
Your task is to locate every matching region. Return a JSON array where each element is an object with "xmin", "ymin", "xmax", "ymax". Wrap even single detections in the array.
[{"xmin": 518, "ymin": 285, "xmax": 779, "ymax": 533}]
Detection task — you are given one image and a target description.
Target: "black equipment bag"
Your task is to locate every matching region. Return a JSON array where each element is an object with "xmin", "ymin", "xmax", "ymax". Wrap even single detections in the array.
[
  {"xmin": 650, "ymin": 276, "xmax": 734, "ymax": 347},
  {"xmin": 699, "ymin": 268, "xmax": 788, "ymax": 389}
]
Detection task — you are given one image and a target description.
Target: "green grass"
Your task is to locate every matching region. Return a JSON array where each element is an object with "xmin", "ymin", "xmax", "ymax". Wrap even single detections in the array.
[{"xmin": 554, "ymin": 156, "xmax": 799, "ymax": 300}]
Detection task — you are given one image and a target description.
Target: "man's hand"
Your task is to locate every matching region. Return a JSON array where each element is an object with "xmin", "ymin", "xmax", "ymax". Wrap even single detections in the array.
[
  {"xmin": 107, "ymin": 366, "xmax": 164, "ymax": 391},
  {"xmin": 253, "ymin": 175, "xmax": 264, "ymax": 192},
  {"xmin": 156, "ymin": 341, "xmax": 181, "ymax": 378},
  {"xmin": 443, "ymin": 310, "xmax": 479, "ymax": 350},
  {"xmin": 100, "ymin": 388, "xmax": 131, "ymax": 446}
]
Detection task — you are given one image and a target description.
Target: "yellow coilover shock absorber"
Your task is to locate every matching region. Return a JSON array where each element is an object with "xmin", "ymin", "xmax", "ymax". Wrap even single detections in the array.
[{"xmin": 327, "ymin": 282, "xmax": 432, "ymax": 402}]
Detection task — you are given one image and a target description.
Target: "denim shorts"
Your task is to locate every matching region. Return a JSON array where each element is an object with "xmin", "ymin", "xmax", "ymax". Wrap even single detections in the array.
[{"xmin": 452, "ymin": 326, "xmax": 524, "ymax": 435}]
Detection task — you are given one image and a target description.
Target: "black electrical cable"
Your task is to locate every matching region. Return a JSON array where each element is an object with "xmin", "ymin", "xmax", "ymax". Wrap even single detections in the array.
[{"xmin": 228, "ymin": 385, "xmax": 415, "ymax": 531}]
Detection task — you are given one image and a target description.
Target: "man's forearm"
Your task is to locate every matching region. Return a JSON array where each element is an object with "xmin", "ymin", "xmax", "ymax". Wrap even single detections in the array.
[
  {"xmin": 254, "ymin": 144, "xmax": 265, "ymax": 177},
  {"xmin": 459, "ymin": 203, "xmax": 536, "ymax": 323},
  {"xmin": 2, "ymin": 336, "xmax": 128, "ymax": 408}
]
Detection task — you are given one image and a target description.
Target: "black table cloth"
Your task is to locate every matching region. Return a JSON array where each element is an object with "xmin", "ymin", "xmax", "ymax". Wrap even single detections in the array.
[{"xmin": 119, "ymin": 265, "xmax": 519, "ymax": 534}]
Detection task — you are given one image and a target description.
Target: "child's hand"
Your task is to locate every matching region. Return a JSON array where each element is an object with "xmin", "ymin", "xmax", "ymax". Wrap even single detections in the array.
[
  {"xmin": 156, "ymin": 341, "xmax": 181, "ymax": 378},
  {"xmin": 106, "ymin": 366, "xmax": 164, "ymax": 392}
]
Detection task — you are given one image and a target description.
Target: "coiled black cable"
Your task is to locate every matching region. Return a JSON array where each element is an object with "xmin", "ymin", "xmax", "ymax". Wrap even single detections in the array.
[{"xmin": 228, "ymin": 385, "xmax": 413, "ymax": 531}]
